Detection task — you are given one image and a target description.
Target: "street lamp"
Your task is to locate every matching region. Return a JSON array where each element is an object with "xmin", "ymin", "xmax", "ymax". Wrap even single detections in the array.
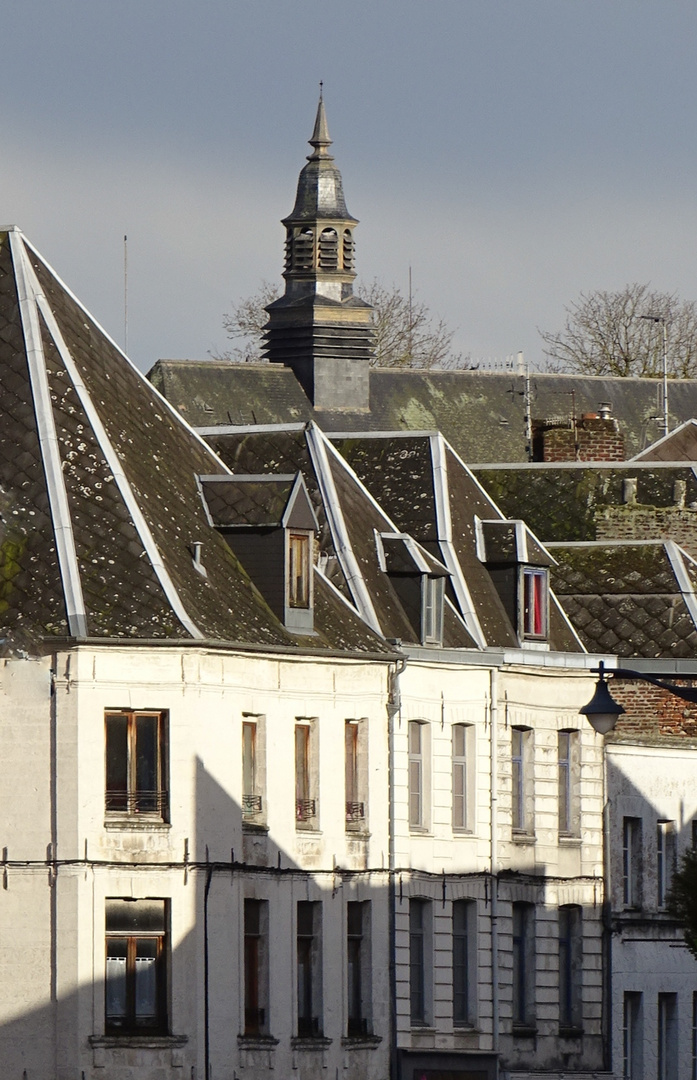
[
  {"xmin": 639, "ymin": 314, "xmax": 668, "ymax": 437},
  {"xmin": 580, "ymin": 659, "xmax": 697, "ymax": 734}
]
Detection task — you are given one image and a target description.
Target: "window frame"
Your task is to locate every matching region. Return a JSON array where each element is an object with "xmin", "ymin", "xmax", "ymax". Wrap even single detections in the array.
[
  {"xmin": 658, "ymin": 993, "xmax": 678, "ymax": 1080},
  {"xmin": 623, "ymin": 816, "xmax": 643, "ymax": 909},
  {"xmin": 408, "ymin": 720, "xmax": 430, "ymax": 831},
  {"xmin": 244, "ymin": 898, "xmax": 269, "ymax": 1036},
  {"xmin": 558, "ymin": 904, "xmax": 583, "ymax": 1032},
  {"xmin": 345, "ymin": 718, "xmax": 368, "ymax": 832},
  {"xmin": 409, "ymin": 898, "xmax": 432, "ymax": 1027},
  {"xmin": 296, "ymin": 900, "xmax": 323, "ymax": 1038},
  {"xmin": 512, "ymin": 901, "xmax": 535, "ymax": 1032},
  {"xmin": 558, "ymin": 729, "xmax": 581, "ymax": 838},
  {"xmin": 346, "ymin": 900, "xmax": 372, "ymax": 1037},
  {"xmin": 105, "ymin": 710, "xmax": 168, "ymax": 821},
  {"xmin": 421, "ymin": 575, "xmax": 445, "ymax": 645},
  {"xmin": 452, "ymin": 899, "xmax": 476, "ymax": 1028},
  {"xmin": 520, "ymin": 567, "xmax": 549, "ymax": 640},
  {"xmin": 104, "ymin": 898, "xmax": 169, "ymax": 1037},
  {"xmin": 287, "ymin": 531, "xmax": 312, "ymax": 610},
  {"xmin": 452, "ymin": 723, "xmax": 475, "ymax": 833},
  {"xmin": 657, "ymin": 821, "xmax": 677, "ymax": 909},
  {"xmin": 623, "ymin": 991, "xmax": 643, "ymax": 1080},
  {"xmin": 295, "ymin": 718, "xmax": 319, "ymax": 829},
  {"xmin": 511, "ymin": 726, "xmax": 534, "ymax": 837},
  {"xmin": 242, "ymin": 714, "xmax": 266, "ymax": 826}
]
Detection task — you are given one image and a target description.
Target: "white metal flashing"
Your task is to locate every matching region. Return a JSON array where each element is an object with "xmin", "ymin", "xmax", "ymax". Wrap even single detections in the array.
[
  {"xmin": 21, "ymin": 234, "xmax": 233, "ymax": 476},
  {"xmin": 281, "ymin": 472, "xmax": 320, "ymax": 531},
  {"xmin": 665, "ymin": 541, "xmax": 697, "ymax": 630},
  {"xmin": 10, "ymin": 230, "xmax": 88, "ymax": 637},
  {"xmin": 20, "ymin": 240, "xmax": 204, "ymax": 640},
  {"xmin": 196, "ymin": 422, "xmax": 308, "ymax": 437},
  {"xmin": 306, "ymin": 425, "xmax": 382, "ymax": 636},
  {"xmin": 430, "ymin": 434, "xmax": 486, "ymax": 647}
]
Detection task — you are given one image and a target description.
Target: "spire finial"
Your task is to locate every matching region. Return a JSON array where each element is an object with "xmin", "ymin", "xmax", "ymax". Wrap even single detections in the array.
[{"xmin": 308, "ymin": 87, "xmax": 332, "ymax": 160}]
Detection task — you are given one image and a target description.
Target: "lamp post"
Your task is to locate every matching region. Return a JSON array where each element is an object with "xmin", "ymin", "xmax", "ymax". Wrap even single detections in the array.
[
  {"xmin": 580, "ymin": 659, "xmax": 697, "ymax": 734},
  {"xmin": 639, "ymin": 314, "xmax": 669, "ymax": 436}
]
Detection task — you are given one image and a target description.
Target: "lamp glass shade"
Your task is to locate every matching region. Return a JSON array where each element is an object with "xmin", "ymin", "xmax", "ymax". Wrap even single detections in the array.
[{"xmin": 580, "ymin": 677, "xmax": 624, "ymax": 735}]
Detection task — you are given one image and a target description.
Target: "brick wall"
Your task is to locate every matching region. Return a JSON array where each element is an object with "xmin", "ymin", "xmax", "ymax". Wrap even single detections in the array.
[
  {"xmin": 610, "ymin": 678, "xmax": 697, "ymax": 739},
  {"xmin": 540, "ymin": 417, "xmax": 625, "ymax": 462},
  {"xmin": 596, "ymin": 506, "xmax": 697, "ymax": 558}
]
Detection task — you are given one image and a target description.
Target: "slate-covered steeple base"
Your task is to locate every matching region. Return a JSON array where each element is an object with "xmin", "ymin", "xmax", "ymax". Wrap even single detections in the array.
[{"xmin": 263, "ymin": 95, "xmax": 374, "ymax": 411}]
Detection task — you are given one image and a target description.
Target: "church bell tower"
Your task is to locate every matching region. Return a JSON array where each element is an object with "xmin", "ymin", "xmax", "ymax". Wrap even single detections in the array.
[{"xmin": 263, "ymin": 93, "xmax": 373, "ymax": 410}]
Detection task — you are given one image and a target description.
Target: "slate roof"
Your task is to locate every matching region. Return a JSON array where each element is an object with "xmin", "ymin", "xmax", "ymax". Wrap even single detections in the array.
[
  {"xmin": 0, "ymin": 229, "xmax": 391, "ymax": 656},
  {"xmin": 474, "ymin": 463, "xmax": 697, "ymax": 544},
  {"xmin": 200, "ymin": 423, "xmax": 476, "ymax": 649},
  {"xmin": 549, "ymin": 542, "xmax": 697, "ymax": 659},
  {"xmin": 331, "ymin": 431, "xmax": 582, "ymax": 653},
  {"xmin": 148, "ymin": 360, "xmax": 697, "ymax": 464},
  {"xmin": 631, "ymin": 418, "xmax": 697, "ymax": 462}
]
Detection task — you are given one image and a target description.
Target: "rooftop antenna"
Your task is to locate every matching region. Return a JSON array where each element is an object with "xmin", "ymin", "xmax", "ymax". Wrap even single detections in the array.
[
  {"xmin": 408, "ymin": 266, "xmax": 413, "ymax": 365},
  {"xmin": 319, "ymin": 79, "xmax": 323, "ymax": 100},
  {"xmin": 123, "ymin": 234, "xmax": 128, "ymax": 355}
]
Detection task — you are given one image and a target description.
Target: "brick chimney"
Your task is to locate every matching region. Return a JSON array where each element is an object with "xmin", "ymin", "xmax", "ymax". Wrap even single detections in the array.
[{"xmin": 536, "ymin": 404, "xmax": 625, "ymax": 462}]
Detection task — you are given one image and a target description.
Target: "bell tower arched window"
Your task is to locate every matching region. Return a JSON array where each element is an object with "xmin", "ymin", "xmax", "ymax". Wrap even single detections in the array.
[
  {"xmin": 342, "ymin": 229, "xmax": 354, "ymax": 271},
  {"xmin": 293, "ymin": 229, "xmax": 314, "ymax": 270},
  {"xmin": 318, "ymin": 228, "xmax": 338, "ymax": 270}
]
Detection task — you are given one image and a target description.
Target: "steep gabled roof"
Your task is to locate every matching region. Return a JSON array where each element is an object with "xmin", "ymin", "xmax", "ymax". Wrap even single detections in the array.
[
  {"xmin": 199, "ymin": 422, "xmax": 476, "ymax": 649},
  {"xmin": 330, "ymin": 431, "xmax": 583, "ymax": 653},
  {"xmin": 0, "ymin": 229, "xmax": 389, "ymax": 655},
  {"xmin": 631, "ymin": 418, "xmax": 697, "ymax": 462}
]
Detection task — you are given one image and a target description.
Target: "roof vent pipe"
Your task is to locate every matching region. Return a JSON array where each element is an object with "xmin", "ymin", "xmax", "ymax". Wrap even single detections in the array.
[{"xmin": 598, "ymin": 402, "xmax": 613, "ymax": 420}]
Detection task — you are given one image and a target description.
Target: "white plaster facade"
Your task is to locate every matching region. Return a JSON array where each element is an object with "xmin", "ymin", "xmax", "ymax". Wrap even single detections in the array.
[
  {"xmin": 391, "ymin": 655, "xmax": 607, "ymax": 1080},
  {"xmin": 0, "ymin": 645, "xmax": 392, "ymax": 1080},
  {"xmin": 607, "ymin": 740, "xmax": 697, "ymax": 1080}
]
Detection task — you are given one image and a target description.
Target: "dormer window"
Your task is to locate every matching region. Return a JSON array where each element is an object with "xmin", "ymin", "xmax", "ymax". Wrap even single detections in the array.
[
  {"xmin": 198, "ymin": 471, "xmax": 318, "ymax": 635},
  {"xmin": 288, "ymin": 532, "xmax": 311, "ymax": 609},
  {"xmin": 422, "ymin": 575, "xmax": 444, "ymax": 645},
  {"xmin": 521, "ymin": 567, "xmax": 548, "ymax": 640}
]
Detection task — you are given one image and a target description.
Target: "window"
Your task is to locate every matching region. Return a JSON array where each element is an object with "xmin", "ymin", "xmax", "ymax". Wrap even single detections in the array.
[
  {"xmin": 558, "ymin": 905, "xmax": 582, "ymax": 1031},
  {"xmin": 452, "ymin": 724, "xmax": 474, "ymax": 832},
  {"xmin": 105, "ymin": 711, "xmax": 168, "ymax": 819},
  {"xmin": 244, "ymin": 899, "xmax": 268, "ymax": 1035},
  {"xmin": 623, "ymin": 817, "xmax": 643, "ymax": 909},
  {"xmin": 521, "ymin": 567, "xmax": 548, "ymax": 639},
  {"xmin": 288, "ymin": 533, "xmax": 311, "ymax": 609},
  {"xmin": 422, "ymin": 576, "xmax": 444, "ymax": 644},
  {"xmin": 296, "ymin": 901, "xmax": 322, "ymax": 1037},
  {"xmin": 295, "ymin": 720, "xmax": 318, "ymax": 828},
  {"xmin": 658, "ymin": 994, "xmax": 678, "ymax": 1080},
  {"xmin": 242, "ymin": 716, "xmax": 265, "ymax": 824},
  {"xmin": 511, "ymin": 727, "xmax": 533, "ymax": 835},
  {"xmin": 558, "ymin": 730, "xmax": 580, "ymax": 837},
  {"xmin": 345, "ymin": 719, "xmax": 367, "ymax": 831},
  {"xmin": 347, "ymin": 901, "xmax": 371, "ymax": 1036},
  {"xmin": 657, "ymin": 821, "xmax": 676, "ymax": 908},
  {"xmin": 408, "ymin": 721, "xmax": 430, "ymax": 830},
  {"xmin": 409, "ymin": 899, "xmax": 431, "ymax": 1026},
  {"xmin": 105, "ymin": 898, "xmax": 168, "ymax": 1035},
  {"xmin": 293, "ymin": 228, "xmax": 314, "ymax": 270},
  {"xmin": 453, "ymin": 899, "xmax": 476, "ymax": 1027},
  {"xmin": 512, "ymin": 902, "xmax": 535, "ymax": 1030},
  {"xmin": 623, "ymin": 992, "xmax": 643, "ymax": 1080}
]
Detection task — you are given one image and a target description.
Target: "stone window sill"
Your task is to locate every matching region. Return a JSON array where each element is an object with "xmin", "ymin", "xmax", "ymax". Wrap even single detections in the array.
[
  {"xmin": 558, "ymin": 834, "xmax": 582, "ymax": 845},
  {"xmin": 89, "ymin": 1034, "xmax": 187, "ymax": 1049},
  {"xmin": 341, "ymin": 1034, "xmax": 382, "ymax": 1050},
  {"xmin": 511, "ymin": 832, "xmax": 536, "ymax": 845},
  {"xmin": 512, "ymin": 1024, "xmax": 537, "ymax": 1039},
  {"xmin": 291, "ymin": 1036, "xmax": 332, "ymax": 1051},
  {"xmin": 242, "ymin": 821, "xmax": 269, "ymax": 834},
  {"xmin": 559, "ymin": 1026, "xmax": 584, "ymax": 1039},
  {"xmin": 104, "ymin": 818, "xmax": 171, "ymax": 832},
  {"xmin": 238, "ymin": 1034, "xmax": 279, "ymax": 1049}
]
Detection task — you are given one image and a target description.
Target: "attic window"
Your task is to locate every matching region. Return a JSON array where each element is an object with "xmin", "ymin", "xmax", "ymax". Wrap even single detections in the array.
[
  {"xmin": 288, "ymin": 533, "xmax": 311, "ymax": 609},
  {"xmin": 521, "ymin": 568, "xmax": 548, "ymax": 640},
  {"xmin": 422, "ymin": 575, "xmax": 444, "ymax": 645}
]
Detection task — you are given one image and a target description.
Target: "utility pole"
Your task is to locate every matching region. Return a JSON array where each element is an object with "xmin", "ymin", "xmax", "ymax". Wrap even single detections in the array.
[{"xmin": 640, "ymin": 314, "xmax": 668, "ymax": 436}]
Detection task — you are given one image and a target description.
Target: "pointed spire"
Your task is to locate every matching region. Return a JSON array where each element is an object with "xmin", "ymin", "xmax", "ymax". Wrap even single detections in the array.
[{"xmin": 308, "ymin": 84, "xmax": 333, "ymax": 160}]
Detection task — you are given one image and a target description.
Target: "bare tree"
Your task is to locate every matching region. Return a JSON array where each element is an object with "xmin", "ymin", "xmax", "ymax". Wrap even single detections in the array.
[
  {"xmin": 539, "ymin": 284, "xmax": 697, "ymax": 377},
  {"xmin": 214, "ymin": 279, "xmax": 460, "ymax": 369}
]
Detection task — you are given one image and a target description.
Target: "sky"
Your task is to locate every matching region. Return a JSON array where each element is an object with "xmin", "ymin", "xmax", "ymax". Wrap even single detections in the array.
[{"xmin": 1, "ymin": 1, "xmax": 696, "ymax": 373}]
